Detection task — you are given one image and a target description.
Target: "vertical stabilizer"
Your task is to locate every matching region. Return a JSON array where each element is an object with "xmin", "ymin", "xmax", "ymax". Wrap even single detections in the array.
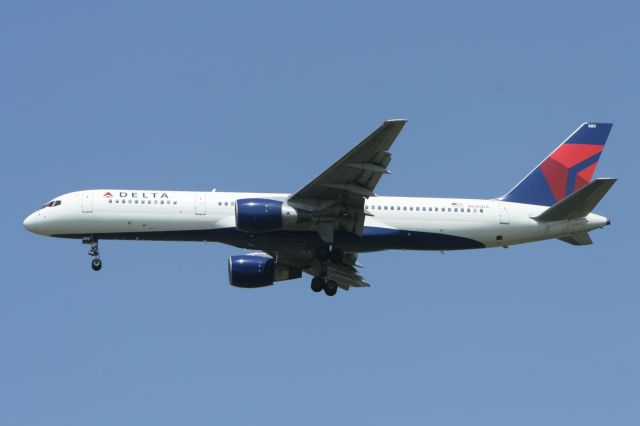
[{"xmin": 500, "ymin": 123, "xmax": 612, "ymax": 206}]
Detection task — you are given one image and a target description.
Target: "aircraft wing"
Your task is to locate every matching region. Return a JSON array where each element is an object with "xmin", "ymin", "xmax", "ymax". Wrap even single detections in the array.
[
  {"xmin": 266, "ymin": 249, "xmax": 370, "ymax": 290},
  {"xmin": 287, "ymin": 119, "xmax": 407, "ymax": 242}
]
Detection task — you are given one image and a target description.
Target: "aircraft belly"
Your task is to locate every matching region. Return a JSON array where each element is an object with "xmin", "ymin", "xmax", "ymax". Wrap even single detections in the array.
[{"xmin": 53, "ymin": 226, "xmax": 485, "ymax": 251}]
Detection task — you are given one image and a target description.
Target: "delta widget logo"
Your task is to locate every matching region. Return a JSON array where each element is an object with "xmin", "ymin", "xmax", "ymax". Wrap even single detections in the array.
[{"xmin": 539, "ymin": 143, "xmax": 603, "ymax": 202}]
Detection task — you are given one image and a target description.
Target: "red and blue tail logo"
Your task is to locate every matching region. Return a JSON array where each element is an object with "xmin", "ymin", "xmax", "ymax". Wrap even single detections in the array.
[{"xmin": 501, "ymin": 123, "xmax": 612, "ymax": 206}]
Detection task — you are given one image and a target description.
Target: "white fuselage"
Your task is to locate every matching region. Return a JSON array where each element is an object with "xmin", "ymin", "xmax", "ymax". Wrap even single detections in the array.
[{"xmin": 23, "ymin": 189, "xmax": 609, "ymax": 251}]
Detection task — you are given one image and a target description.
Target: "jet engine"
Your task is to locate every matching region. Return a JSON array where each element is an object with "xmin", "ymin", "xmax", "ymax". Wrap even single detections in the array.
[
  {"xmin": 228, "ymin": 254, "xmax": 302, "ymax": 288},
  {"xmin": 235, "ymin": 198, "xmax": 302, "ymax": 232}
]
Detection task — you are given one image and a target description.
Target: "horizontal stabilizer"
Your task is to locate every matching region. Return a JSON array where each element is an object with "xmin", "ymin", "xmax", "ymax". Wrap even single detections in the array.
[
  {"xmin": 558, "ymin": 232, "xmax": 593, "ymax": 246},
  {"xmin": 535, "ymin": 178, "xmax": 616, "ymax": 222}
]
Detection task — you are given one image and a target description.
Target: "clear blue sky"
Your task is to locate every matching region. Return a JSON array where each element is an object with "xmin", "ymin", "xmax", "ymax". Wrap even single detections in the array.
[{"xmin": 1, "ymin": 1, "xmax": 638, "ymax": 425}]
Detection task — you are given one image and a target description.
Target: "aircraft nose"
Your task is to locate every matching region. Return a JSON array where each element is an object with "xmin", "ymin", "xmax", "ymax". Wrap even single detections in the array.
[{"xmin": 23, "ymin": 212, "xmax": 39, "ymax": 233}]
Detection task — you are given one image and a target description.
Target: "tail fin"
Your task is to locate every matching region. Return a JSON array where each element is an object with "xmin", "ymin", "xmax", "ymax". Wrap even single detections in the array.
[{"xmin": 500, "ymin": 123, "xmax": 613, "ymax": 206}]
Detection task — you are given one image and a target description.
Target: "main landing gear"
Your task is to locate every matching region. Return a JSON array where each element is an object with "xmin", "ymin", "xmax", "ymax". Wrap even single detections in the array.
[
  {"xmin": 310, "ymin": 276, "xmax": 338, "ymax": 297},
  {"xmin": 310, "ymin": 245, "xmax": 343, "ymax": 296},
  {"xmin": 83, "ymin": 237, "xmax": 102, "ymax": 271}
]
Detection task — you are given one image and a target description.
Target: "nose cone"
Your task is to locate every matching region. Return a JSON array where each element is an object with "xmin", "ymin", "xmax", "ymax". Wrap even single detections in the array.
[{"xmin": 23, "ymin": 212, "xmax": 39, "ymax": 233}]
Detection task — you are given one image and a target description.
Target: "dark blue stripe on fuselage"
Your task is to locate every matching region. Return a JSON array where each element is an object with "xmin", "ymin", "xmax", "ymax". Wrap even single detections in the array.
[{"xmin": 54, "ymin": 226, "xmax": 485, "ymax": 252}]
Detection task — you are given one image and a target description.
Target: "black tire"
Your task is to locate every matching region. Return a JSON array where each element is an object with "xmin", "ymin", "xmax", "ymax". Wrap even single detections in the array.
[
  {"xmin": 329, "ymin": 248, "xmax": 344, "ymax": 263},
  {"xmin": 91, "ymin": 258, "xmax": 102, "ymax": 271},
  {"xmin": 324, "ymin": 280, "xmax": 338, "ymax": 296},
  {"xmin": 310, "ymin": 276, "xmax": 325, "ymax": 292}
]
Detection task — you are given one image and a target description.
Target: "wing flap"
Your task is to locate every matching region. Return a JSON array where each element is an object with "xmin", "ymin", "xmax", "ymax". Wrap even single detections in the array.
[{"xmin": 265, "ymin": 249, "xmax": 371, "ymax": 290}]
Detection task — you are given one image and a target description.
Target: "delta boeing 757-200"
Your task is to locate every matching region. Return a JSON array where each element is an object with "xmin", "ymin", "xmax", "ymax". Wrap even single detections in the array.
[{"xmin": 23, "ymin": 121, "xmax": 615, "ymax": 296}]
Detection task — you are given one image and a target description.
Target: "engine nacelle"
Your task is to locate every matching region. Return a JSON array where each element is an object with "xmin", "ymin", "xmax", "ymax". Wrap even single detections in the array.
[
  {"xmin": 235, "ymin": 198, "xmax": 299, "ymax": 233},
  {"xmin": 228, "ymin": 255, "xmax": 302, "ymax": 288}
]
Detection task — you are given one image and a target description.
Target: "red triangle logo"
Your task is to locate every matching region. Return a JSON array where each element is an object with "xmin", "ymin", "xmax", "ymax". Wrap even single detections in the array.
[{"xmin": 103, "ymin": 192, "xmax": 113, "ymax": 198}]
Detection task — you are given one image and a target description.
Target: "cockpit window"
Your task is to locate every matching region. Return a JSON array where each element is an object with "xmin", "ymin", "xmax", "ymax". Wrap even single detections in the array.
[{"xmin": 41, "ymin": 200, "xmax": 62, "ymax": 209}]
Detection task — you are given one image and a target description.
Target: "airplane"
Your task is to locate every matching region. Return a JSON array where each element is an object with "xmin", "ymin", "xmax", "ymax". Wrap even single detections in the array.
[{"xmin": 23, "ymin": 120, "xmax": 615, "ymax": 296}]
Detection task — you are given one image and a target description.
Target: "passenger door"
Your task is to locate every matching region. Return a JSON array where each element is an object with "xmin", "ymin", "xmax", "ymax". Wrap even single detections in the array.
[
  {"xmin": 82, "ymin": 191, "xmax": 93, "ymax": 213},
  {"xmin": 195, "ymin": 193, "xmax": 206, "ymax": 215},
  {"xmin": 499, "ymin": 204, "xmax": 509, "ymax": 225}
]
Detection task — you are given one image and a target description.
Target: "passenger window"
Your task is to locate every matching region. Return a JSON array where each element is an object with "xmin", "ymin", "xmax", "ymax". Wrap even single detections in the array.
[
  {"xmin": 155, "ymin": 200, "xmax": 158, "ymax": 204},
  {"xmin": 161, "ymin": 200, "xmax": 164, "ymax": 205},
  {"xmin": 435, "ymin": 207, "xmax": 438, "ymax": 212},
  {"xmin": 409, "ymin": 207, "xmax": 413, "ymax": 211},
  {"xmin": 480, "ymin": 209, "xmax": 484, "ymax": 213},
  {"xmin": 218, "ymin": 201, "xmax": 222, "ymax": 206},
  {"xmin": 403, "ymin": 207, "xmax": 407, "ymax": 211},
  {"xmin": 390, "ymin": 206, "xmax": 394, "ymax": 210},
  {"xmin": 429, "ymin": 207, "xmax": 432, "ymax": 211},
  {"xmin": 454, "ymin": 208, "xmax": 457, "ymax": 212},
  {"xmin": 474, "ymin": 208, "xmax": 477, "ymax": 213},
  {"xmin": 108, "ymin": 200, "xmax": 112, "ymax": 203},
  {"xmin": 384, "ymin": 206, "xmax": 388, "ymax": 210},
  {"xmin": 173, "ymin": 201, "xmax": 177, "ymax": 205},
  {"xmin": 467, "ymin": 208, "xmax": 470, "ymax": 212},
  {"xmin": 135, "ymin": 200, "xmax": 139, "ymax": 204}
]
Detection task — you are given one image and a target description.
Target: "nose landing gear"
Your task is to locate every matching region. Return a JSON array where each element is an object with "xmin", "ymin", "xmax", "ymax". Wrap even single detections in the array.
[
  {"xmin": 83, "ymin": 237, "xmax": 102, "ymax": 271},
  {"xmin": 91, "ymin": 257, "xmax": 103, "ymax": 271}
]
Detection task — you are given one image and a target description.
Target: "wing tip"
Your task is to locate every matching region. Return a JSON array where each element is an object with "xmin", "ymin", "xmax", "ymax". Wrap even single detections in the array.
[{"xmin": 384, "ymin": 118, "xmax": 408, "ymax": 124}]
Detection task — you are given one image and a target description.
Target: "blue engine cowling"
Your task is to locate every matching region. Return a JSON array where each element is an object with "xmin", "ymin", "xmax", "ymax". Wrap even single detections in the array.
[
  {"xmin": 235, "ymin": 198, "xmax": 284, "ymax": 232},
  {"xmin": 228, "ymin": 255, "xmax": 302, "ymax": 288}
]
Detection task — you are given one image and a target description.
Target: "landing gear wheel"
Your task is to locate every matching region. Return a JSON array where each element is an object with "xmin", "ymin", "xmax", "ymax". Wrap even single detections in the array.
[
  {"xmin": 91, "ymin": 258, "xmax": 102, "ymax": 271},
  {"xmin": 311, "ymin": 276, "xmax": 325, "ymax": 292},
  {"xmin": 324, "ymin": 280, "xmax": 338, "ymax": 296},
  {"xmin": 329, "ymin": 248, "xmax": 344, "ymax": 263},
  {"xmin": 83, "ymin": 238, "xmax": 103, "ymax": 271}
]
